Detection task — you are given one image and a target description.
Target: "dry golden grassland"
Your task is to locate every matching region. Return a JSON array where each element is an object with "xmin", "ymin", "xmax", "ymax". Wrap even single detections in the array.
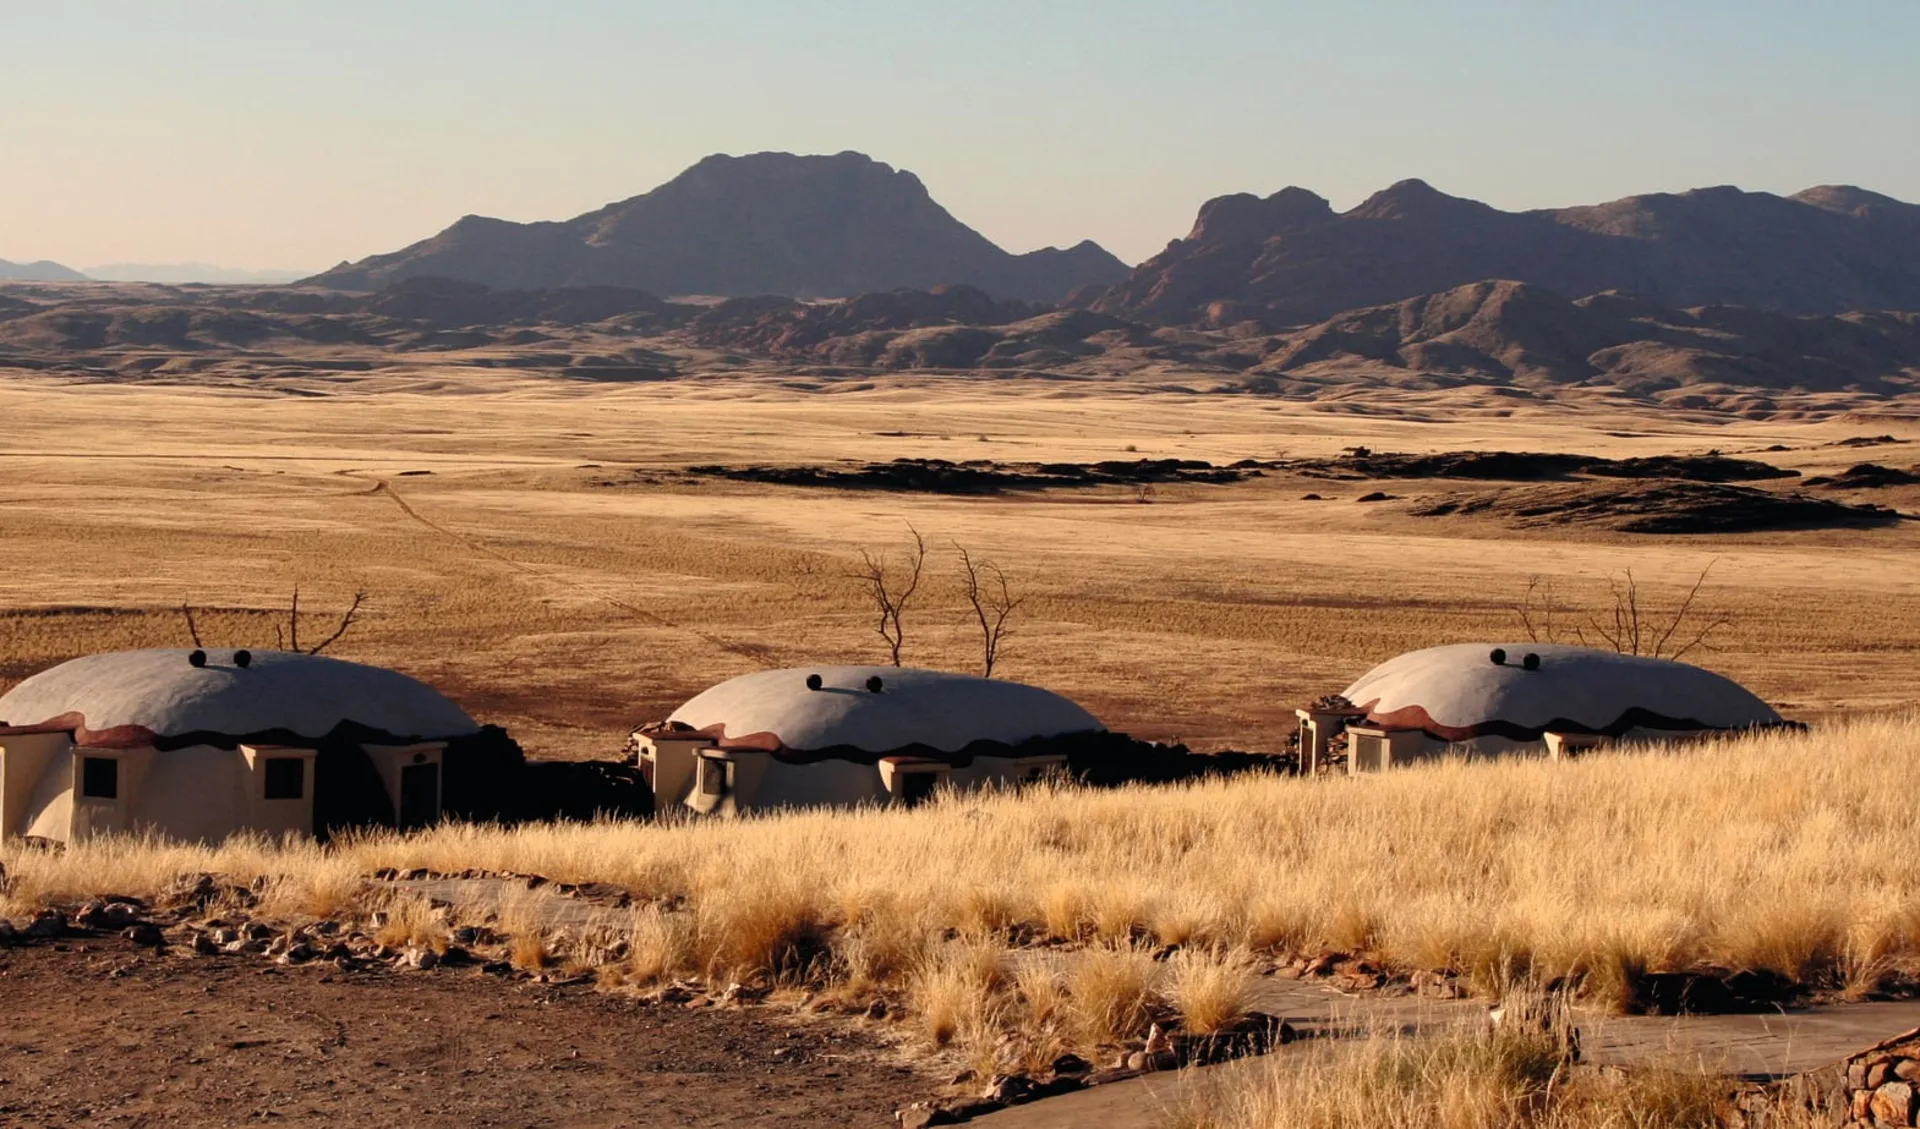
[
  {"xmin": 0, "ymin": 376, "xmax": 1916, "ymax": 758},
  {"xmin": 1173, "ymin": 1019, "xmax": 1814, "ymax": 1129},
  {"xmin": 4, "ymin": 716, "xmax": 1917, "ymax": 1083}
]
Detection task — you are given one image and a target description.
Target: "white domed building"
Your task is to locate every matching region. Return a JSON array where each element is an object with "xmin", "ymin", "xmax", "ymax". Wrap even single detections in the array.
[
  {"xmin": 630, "ymin": 666, "xmax": 1103, "ymax": 814},
  {"xmin": 1314, "ymin": 643, "xmax": 1783, "ymax": 771},
  {"xmin": 0, "ymin": 649, "xmax": 481, "ymax": 843}
]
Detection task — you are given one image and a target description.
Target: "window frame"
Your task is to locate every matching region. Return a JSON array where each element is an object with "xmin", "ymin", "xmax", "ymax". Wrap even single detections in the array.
[
  {"xmin": 262, "ymin": 756, "xmax": 305, "ymax": 801},
  {"xmin": 79, "ymin": 755, "xmax": 120, "ymax": 800}
]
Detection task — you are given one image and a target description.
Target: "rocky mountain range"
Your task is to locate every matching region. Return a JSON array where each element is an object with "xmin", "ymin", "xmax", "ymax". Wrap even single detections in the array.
[
  {"xmin": 1090, "ymin": 181, "xmax": 1920, "ymax": 326},
  {"xmin": 303, "ymin": 151, "xmax": 1131, "ymax": 303},
  {"xmin": 8, "ymin": 275, "xmax": 1912, "ymax": 408},
  {"xmin": 0, "ymin": 258, "xmax": 87, "ymax": 282}
]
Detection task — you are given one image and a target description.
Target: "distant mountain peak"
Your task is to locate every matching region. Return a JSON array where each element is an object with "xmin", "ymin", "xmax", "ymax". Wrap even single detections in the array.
[
  {"xmin": 1348, "ymin": 178, "xmax": 1486, "ymax": 221},
  {"xmin": 1187, "ymin": 187, "xmax": 1334, "ymax": 244},
  {"xmin": 1095, "ymin": 177, "xmax": 1920, "ymax": 326},
  {"xmin": 303, "ymin": 151, "xmax": 1125, "ymax": 302},
  {"xmin": 0, "ymin": 258, "xmax": 88, "ymax": 282}
]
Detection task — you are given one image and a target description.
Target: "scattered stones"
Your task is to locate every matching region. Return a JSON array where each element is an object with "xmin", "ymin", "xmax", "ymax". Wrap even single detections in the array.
[
  {"xmin": 980, "ymin": 1074, "xmax": 1038, "ymax": 1105},
  {"xmin": 1843, "ymin": 1035, "xmax": 1920, "ymax": 1128},
  {"xmin": 76, "ymin": 900, "xmax": 145, "ymax": 930}
]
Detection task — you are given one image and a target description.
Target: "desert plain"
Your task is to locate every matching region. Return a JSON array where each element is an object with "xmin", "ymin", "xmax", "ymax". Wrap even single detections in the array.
[
  {"xmin": 1, "ymin": 369, "xmax": 1915, "ymax": 753},
  {"xmin": 3, "ymin": 359, "xmax": 1920, "ymax": 1128}
]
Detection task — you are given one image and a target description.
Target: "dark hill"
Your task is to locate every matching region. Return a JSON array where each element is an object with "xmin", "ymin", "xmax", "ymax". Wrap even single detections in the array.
[
  {"xmin": 303, "ymin": 152, "xmax": 1130, "ymax": 304},
  {"xmin": 1094, "ymin": 181, "xmax": 1920, "ymax": 326},
  {"xmin": 1249, "ymin": 280, "xmax": 1920, "ymax": 394},
  {"xmin": 0, "ymin": 258, "xmax": 88, "ymax": 282}
]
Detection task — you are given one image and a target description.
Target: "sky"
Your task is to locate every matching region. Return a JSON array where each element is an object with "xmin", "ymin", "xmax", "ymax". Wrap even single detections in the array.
[{"xmin": 4, "ymin": 0, "xmax": 1918, "ymax": 272}]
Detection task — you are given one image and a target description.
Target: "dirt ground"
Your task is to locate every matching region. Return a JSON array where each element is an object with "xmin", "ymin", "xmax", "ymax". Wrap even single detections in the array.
[{"xmin": 0, "ymin": 940, "xmax": 925, "ymax": 1128}]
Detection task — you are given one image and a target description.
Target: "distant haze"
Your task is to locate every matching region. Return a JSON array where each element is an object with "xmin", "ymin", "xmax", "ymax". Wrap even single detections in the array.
[
  {"xmin": 83, "ymin": 264, "xmax": 313, "ymax": 285},
  {"xmin": 3, "ymin": 1, "xmax": 1918, "ymax": 269}
]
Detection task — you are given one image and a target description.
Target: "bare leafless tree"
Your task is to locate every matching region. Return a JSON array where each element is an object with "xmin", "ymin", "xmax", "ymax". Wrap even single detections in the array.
[
  {"xmin": 954, "ymin": 543, "xmax": 1027, "ymax": 678},
  {"xmin": 1514, "ymin": 563, "xmax": 1730, "ymax": 660},
  {"xmin": 852, "ymin": 524, "xmax": 926, "ymax": 666}
]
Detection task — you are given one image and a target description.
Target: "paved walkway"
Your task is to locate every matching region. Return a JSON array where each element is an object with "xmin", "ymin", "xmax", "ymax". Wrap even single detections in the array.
[{"xmin": 972, "ymin": 979, "xmax": 1920, "ymax": 1129}]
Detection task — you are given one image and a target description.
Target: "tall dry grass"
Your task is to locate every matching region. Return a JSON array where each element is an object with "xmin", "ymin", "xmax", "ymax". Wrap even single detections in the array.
[
  {"xmin": 1175, "ymin": 1013, "xmax": 1836, "ymax": 1129},
  {"xmin": 6, "ymin": 715, "xmax": 1920, "ymax": 1015}
]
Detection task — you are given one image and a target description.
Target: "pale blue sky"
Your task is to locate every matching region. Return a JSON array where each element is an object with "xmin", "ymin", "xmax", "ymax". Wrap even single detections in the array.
[{"xmin": 4, "ymin": 0, "xmax": 1916, "ymax": 270}]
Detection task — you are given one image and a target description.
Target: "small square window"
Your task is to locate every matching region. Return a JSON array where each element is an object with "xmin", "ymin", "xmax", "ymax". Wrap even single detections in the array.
[
  {"xmin": 81, "ymin": 756, "xmax": 118, "ymax": 800},
  {"xmin": 698, "ymin": 757, "xmax": 727, "ymax": 797},
  {"xmin": 263, "ymin": 757, "xmax": 305, "ymax": 800},
  {"xmin": 899, "ymin": 770, "xmax": 942, "ymax": 808}
]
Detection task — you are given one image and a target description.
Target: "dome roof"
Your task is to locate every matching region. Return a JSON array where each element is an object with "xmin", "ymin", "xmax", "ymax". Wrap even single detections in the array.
[
  {"xmin": 0, "ymin": 649, "xmax": 478, "ymax": 749},
  {"xmin": 665, "ymin": 666, "xmax": 1102, "ymax": 758},
  {"xmin": 1341, "ymin": 643, "xmax": 1780, "ymax": 742}
]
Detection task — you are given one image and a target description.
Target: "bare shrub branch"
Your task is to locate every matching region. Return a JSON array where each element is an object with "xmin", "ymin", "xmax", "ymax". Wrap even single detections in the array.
[
  {"xmin": 851, "ymin": 524, "xmax": 926, "ymax": 666},
  {"xmin": 305, "ymin": 591, "xmax": 367, "ymax": 655},
  {"xmin": 179, "ymin": 603, "xmax": 204, "ymax": 648},
  {"xmin": 1512, "ymin": 576, "xmax": 1560, "ymax": 644},
  {"xmin": 1539, "ymin": 563, "xmax": 1730, "ymax": 660},
  {"xmin": 955, "ymin": 543, "xmax": 1027, "ymax": 678}
]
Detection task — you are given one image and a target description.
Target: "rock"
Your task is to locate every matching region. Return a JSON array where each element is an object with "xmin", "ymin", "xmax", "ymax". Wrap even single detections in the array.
[
  {"xmin": 1853, "ymin": 1089, "xmax": 1876, "ymax": 1123},
  {"xmin": 191, "ymin": 931, "xmax": 220, "ymax": 955},
  {"xmin": 1084, "ymin": 1068, "xmax": 1143, "ymax": 1087},
  {"xmin": 277, "ymin": 943, "xmax": 316, "ymax": 965},
  {"xmin": 1852, "ymin": 1061, "xmax": 1871, "ymax": 1091},
  {"xmin": 212, "ymin": 928, "xmax": 241, "ymax": 946},
  {"xmin": 77, "ymin": 901, "xmax": 142, "ymax": 930},
  {"xmin": 1872, "ymin": 1081, "xmax": 1916, "ymax": 1127},
  {"xmin": 0, "ymin": 920, "xmax": 17, "ymax": 946},
  {"xmin": 1048, "ymin": 1053, "xmax": 1091, "ymax": 1076},
  {"xmin": 24, "ymin": 911, "xmax": 68, "ymax": 939},
  {"xmin": 400, "ymin": 947, "xmax": 440, "ymax": 971},
  {"xmin": 1302, "ymin": 952, "xmax": 1342, "ymax": 977},
  {"xmin": 572, "ymin": 882, "xmax": 630, "ymax": 904},
  {"xmin": 157, "ymin": 873, "xmax": 220, "ymax": 911},
  {"xmin": 1412, "ymin": 969, "xmax": 1463, "ymax": 998},
  {"xmin": 981, "ymin": 1075, "xmax": 1037, "ymax": 1105},
  {"xmin": 1144, "ymin": 1023, "xmax": 1173, "ymax": 1055},
  {"xmin": 896, "ymin": 1102, "xmax": 962, "ymax": 1129},
  {"xmin": 121, "ymin": 923, "xmax": 166, "ymax": 947},
  {"xmin": 1896, "ymin": 1059, "xmax": 1920, "ymax": 1084}
]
